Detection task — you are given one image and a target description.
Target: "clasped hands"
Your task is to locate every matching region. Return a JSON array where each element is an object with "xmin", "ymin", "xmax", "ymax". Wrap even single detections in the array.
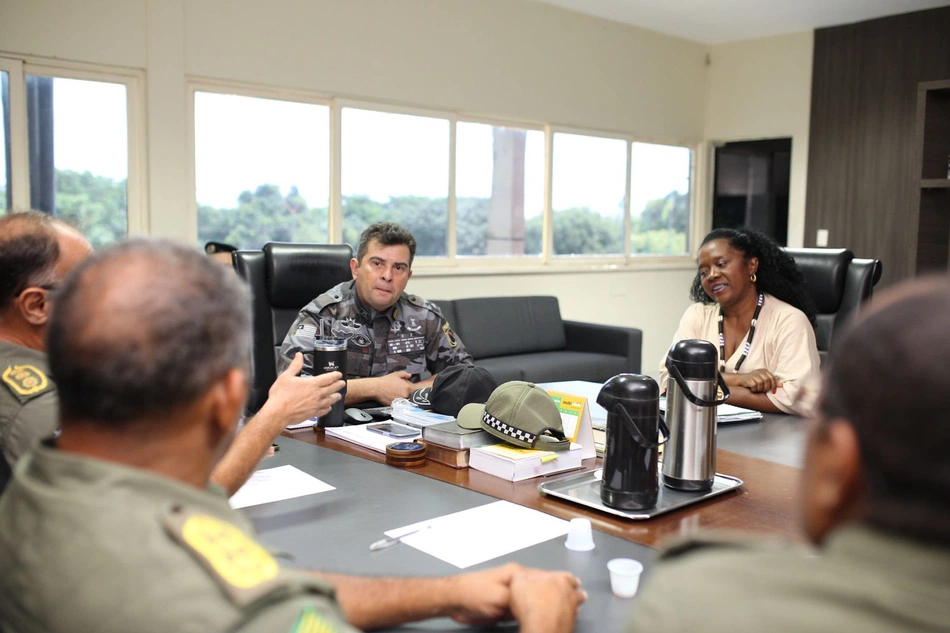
[{"xmin": 723, "ymin": 368, "xmax": 782, "ymax": 394}]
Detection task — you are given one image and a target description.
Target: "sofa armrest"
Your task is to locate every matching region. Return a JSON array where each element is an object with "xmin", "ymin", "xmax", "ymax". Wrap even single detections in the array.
[{"xmin": 563, "ymin": 321, "xmax": 642, "ymax": 374}]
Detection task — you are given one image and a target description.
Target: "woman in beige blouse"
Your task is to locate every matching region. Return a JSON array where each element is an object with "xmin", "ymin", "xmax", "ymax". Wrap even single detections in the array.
[{"xmin": 659, "ymin": 228, "xmax": 821, "ymax": 416}]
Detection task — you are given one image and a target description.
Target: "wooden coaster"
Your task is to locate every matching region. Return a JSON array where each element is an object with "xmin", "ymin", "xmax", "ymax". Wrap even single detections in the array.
[{"xmin": 386, "ymin": 441, "xmax": 427, "ymax": 468}]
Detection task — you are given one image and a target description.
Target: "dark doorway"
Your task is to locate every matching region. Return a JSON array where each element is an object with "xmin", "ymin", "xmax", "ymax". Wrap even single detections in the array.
[{"xmin": 712, "ymin": 138, "xmax": 791, "ymax": 245}]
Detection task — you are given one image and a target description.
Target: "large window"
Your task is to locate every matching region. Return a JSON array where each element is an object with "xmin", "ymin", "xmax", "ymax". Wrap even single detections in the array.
[
  {"xmin": 456, "ymin": 122, "xmax": 544, "ymax": 257},
  {"xmin": 341, "ymin": 108, "xmax": 449, "ymax": 256},
  {"xmin": 191, "ymin": 86, "xmax": 695, "ymax": 265},
  {"xmin": 195, "ymin": 91, "xmax": 330, "ymax": 250},
  {"xmin": 630, "ymin": 142, "xmax": 691, "ymax": 256},
  {"xmin": 551, "ymin": 133, "xmax": 628, "ymax": 256},
  {"xmin": 26, "ymin": 76, "xmax": 129, "ymax": 246}
]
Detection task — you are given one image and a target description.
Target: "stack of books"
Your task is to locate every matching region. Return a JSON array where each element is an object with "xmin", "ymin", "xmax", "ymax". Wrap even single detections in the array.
[
  {"xmin": 421, "ymin": 421, "xmax": 497, "ymax": 468},
  {"xmin": 468, "ymin": 443, "xmax": 584, "ymax": 481}
]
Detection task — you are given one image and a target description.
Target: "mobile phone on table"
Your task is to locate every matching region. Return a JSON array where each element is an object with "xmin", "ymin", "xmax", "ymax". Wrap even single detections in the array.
[{"xmin": 366, "ymin": 421, "xmax": 419, "ymax": 438}]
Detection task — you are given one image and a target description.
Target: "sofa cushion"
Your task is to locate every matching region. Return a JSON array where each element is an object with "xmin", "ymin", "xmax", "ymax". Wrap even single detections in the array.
[{"xmin": 452, "ymin": 296, "xmax": 566, "ymax": 359}]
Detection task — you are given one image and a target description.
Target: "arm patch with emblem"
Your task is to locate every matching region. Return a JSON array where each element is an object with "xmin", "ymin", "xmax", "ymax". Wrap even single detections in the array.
[{"xmin": 2, "ymin": 364, "xmax": 52, "ymax": 402}]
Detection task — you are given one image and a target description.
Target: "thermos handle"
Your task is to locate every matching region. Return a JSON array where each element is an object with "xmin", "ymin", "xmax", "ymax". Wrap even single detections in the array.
[
  {"xmin": 612, "ymin": 403, "xmax": 669, "ymax": 449},
  {"xmin": 668, "ymin": 363, "xmax": 731, "ymax": 407}
]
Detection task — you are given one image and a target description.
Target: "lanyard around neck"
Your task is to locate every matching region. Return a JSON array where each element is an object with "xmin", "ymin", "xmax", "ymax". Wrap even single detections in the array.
[{"xmin": 718, "ymin": 293, "xmax": 764, "ymax": 373}]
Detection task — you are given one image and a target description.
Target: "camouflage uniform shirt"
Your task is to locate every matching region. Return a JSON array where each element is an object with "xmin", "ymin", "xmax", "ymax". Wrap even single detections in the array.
[{"xmin": 278, "ymin": 280, "xmax": 473, "ymax": 380}]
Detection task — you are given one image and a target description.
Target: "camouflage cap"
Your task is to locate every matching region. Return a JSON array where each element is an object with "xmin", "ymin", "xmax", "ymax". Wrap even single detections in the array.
[{"xmin": 456, "ymin": 380, "xmax": 570, "ymax": 451}]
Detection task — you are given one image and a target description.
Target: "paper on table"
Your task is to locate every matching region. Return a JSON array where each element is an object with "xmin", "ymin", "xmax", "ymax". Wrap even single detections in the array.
[
  {"xmin": 383, "ymin": 500, "xmax": 571, "ymax": 568},
  {"xmin": 229, "ymin": 465, "xmax": 335, "ymax": 509}
]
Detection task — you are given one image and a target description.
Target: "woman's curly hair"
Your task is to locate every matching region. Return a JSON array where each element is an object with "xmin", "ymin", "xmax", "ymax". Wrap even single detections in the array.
[{"xmin": 688, "ymin": 228, "xmax": 817, "ymax": 326}]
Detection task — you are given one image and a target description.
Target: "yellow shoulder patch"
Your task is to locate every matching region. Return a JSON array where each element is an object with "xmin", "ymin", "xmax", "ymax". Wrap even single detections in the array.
[
  {"xmin": 289, "ymin": 604, "xmax": 339, "ymax": 633},
  {"xmin": 164, "ymin": 509, "xmax": 284, "ymax": 606},
  {"xmin": 2, "ymin": 364, "xmax": 51, "ymax": 400},
  {"xmin": 180, "ymin": 514, "xmax": 280, "ymax": 589}
]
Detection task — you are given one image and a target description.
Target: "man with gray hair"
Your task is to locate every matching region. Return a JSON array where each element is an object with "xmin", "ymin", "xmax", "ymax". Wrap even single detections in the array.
[{"xmin": 0, "ymin": 239, "xmax": 585, "ymax": 633}]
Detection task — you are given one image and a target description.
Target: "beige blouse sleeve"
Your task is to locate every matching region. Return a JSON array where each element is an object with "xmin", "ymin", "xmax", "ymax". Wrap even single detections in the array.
[{"xmin": 763, "ymin": 307, "xmax": 822, "ymax": 416}]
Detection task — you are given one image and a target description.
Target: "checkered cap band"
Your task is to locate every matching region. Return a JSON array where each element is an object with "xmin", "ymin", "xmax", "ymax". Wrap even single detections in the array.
[{"xmin": 482, "ymin": 410, "xmax": 537, "ymax": 445}]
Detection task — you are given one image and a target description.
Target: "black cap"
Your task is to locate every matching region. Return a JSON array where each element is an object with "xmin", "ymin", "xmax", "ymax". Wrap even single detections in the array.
[{"xmin": 410, "ymin": 364, "xmax": 498, "ymax": 417}]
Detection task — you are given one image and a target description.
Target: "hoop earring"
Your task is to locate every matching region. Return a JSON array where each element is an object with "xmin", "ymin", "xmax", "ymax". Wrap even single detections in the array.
[{"xmin": 750, "ymin": 273, "xmax": 757, "ymax": 283}]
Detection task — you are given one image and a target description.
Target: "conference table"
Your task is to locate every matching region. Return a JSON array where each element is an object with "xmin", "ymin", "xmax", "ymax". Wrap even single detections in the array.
[{"xmin": 238, "ymin": 410, "xmax": 808, "ymax": 633}]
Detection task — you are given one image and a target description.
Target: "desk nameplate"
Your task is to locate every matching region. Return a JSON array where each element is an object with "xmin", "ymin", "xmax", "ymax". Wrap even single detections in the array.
[{"xmin": 539, "ymin": 469, "xmax": 743, "ymax": 520}]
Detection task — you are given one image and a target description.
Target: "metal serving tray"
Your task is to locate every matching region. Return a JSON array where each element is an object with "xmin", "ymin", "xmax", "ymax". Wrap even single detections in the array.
[{"xmin": 538, "ymin": 469, "xmax": 743, "ymax": 520}]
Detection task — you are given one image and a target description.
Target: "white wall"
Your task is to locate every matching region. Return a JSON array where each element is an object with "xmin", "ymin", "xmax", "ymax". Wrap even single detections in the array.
[
  {"xmin": 6, "ymin": 0, "xmax": 810, "ymax": 369},
  {"xmin": 704, "ymin": 31, "xmax": 814, "ymax": 247}
]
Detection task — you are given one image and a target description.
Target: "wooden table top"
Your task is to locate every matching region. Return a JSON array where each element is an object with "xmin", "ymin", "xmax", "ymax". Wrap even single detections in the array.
[{"xmin": 284, "ymin": 427, "xmax": 805, "ymax": 549}]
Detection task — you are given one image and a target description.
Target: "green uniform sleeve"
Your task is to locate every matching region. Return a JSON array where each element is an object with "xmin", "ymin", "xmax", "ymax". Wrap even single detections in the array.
[
  {"xmin": 1, "ymin": 390, "xmax": 58, "ymax": 467},
  {"xmin": 235, "ymin": 595, "xmax": 361, "ymax": 633}
]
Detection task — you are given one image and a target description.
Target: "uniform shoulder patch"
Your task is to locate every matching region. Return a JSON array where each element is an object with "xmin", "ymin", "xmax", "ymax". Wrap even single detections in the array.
[
  {"xmin": 2, "ymin": 364, "xmax": 53, "ymax": 402},
  {"xmin": 164, "ymin": 508, "xmax": 283, "ymax": 606},
  {"xmin": 288, "ymin": 604, "xmax": 340, "ymax": 633}
]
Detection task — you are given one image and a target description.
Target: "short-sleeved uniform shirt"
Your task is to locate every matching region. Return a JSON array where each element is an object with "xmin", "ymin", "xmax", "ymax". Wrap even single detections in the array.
[
  {"xmin": 658, "ymin": 294, "xmax": 821, "ymax": 416},
  {"xmin": 629, "ymin": 527, "xmax": 950, "ymax": 633},
  {"xmin": 278, "ymin": 280, "xmax": 473, "ymax": 379},
  {"xmin": 0, "ymin": 442, "xmax": 360, "ymax": 633},
  {"xmin": 0, "ymin": 341, "xmax": 58, "ymax": 488}
]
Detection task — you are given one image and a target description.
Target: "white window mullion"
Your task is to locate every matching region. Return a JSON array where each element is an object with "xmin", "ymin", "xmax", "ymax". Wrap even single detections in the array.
[{"xmin": 0, "ymin": 57, "xmax": 30, "ymax": 211}]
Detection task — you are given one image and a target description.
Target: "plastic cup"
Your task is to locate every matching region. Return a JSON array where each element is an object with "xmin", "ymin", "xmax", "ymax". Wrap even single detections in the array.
[
  {"xmin": 607, "ymin": 558, "xmax": 644, "ymax": 598},
  {"xmin": 564, "ymin": 518, "xmax": 595, "ymax": 551}
]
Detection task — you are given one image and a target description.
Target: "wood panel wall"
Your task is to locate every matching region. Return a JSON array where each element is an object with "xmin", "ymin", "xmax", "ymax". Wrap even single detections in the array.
[{"xmin": 805, "ymin": 6, "xmax": 950, "ymax": 286}]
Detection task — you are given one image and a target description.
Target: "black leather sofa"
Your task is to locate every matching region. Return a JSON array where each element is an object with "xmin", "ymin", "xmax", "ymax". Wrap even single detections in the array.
[{"xmin": 433, "ymin": 296, "xmax": 641, "ymax": 384}]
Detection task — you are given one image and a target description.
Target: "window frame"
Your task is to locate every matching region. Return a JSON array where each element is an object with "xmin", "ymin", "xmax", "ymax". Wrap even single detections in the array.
[
  {"xmin": 0, "ymin": 55, "xmax": 147, "ymax": 236},
  {"xmin": 186, "ymin": 81, "xmax": 702, "ymax": 271}
]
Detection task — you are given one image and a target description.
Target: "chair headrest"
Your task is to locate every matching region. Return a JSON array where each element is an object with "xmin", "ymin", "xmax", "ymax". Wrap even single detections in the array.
[
  {"xmin": 784, "ymin": 248, "xmax": 853, "ymax": 313},
  {"xmin": 264, "ymin": 242, "xmax": 354, "ymax": 309}
]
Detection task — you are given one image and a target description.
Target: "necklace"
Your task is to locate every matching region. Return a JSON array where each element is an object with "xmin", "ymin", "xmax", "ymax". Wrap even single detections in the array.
[{"xmin": 718, "ymin": 293, "xmax": 764, "ymax": 373}]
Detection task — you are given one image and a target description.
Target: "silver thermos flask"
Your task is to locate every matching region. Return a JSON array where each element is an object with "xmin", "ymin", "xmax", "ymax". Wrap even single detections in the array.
[{"xmin": 661, "ymin": 339, "xmax": 729, "ymax": 492}]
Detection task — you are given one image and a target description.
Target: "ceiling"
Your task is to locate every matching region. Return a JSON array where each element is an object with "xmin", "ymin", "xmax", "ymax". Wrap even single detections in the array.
[{"xmin": 529, "ymin": 0, "xmax": 950, "ymax": 44}]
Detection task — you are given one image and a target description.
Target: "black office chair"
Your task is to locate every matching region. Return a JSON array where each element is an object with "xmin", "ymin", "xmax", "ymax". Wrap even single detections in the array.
[
  {"xmin": 233, "ymin": 242, "xmax": 354, "ymax": 413},
  {"xmin": 784, "ymin": 247, "xmax": 883, "ymax": 364}
]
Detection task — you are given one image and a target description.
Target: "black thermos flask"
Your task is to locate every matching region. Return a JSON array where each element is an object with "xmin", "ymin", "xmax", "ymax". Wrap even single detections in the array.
[{"xmin": 597, "ymin": 374, "xmax": 668, "ymax": 510}]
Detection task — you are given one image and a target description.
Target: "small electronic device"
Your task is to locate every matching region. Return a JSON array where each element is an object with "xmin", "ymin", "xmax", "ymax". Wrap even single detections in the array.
[
  {"xmin": 343, "ymin": 408, "xmax": 374, "ymax": 424},
  {"xmin": 366, "ymin": 422, "xmax": 419, "ymax": 438}
]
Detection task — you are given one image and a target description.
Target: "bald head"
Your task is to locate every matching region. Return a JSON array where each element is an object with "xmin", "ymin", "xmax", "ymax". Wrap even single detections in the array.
[
  {"xmin": 819, "ymin": 275, "xmax": 950, "ymax": 543},
  {"xmin": 48, "ymin": 239, "xmax": 251, "ymax": 426}
]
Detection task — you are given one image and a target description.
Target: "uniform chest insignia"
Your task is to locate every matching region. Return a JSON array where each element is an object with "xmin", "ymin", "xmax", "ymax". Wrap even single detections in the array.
[
  {"xmin": 350, "ymin": 333, "xmax": 371, "ymax": 348},
  {"xmin": 2, "ymin": 364, "xmax": 51, "ymax": 400},
  {"xmin": 391, "ymin": 320, "xmax": 403, "ymax": 333},
  {"xmin": 405, "ymin": 318, "xmax": 422, "ymax": 332},
  {"xmin": 338, "ymin": 317, "xmax": 360, "ymax": 333}
]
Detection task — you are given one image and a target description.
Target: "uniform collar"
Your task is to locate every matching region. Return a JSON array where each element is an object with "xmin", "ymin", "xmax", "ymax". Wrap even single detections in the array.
[
  {"xmin": 825, "ymin": 524, "xmax": 950, "ymax": 584},
  {"xmin": 0, "ymin": 340, "xmax": 50, "ymax": 370},
  {"xmin": 353, "ymin": 285, "xmax": 402, "ymax": 323}
]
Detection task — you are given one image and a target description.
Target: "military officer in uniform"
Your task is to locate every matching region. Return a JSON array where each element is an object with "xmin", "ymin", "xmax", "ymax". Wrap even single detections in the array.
[
  {"xmin": 629, "ymin": 277, "xmax": 950, "ymax": 632},
  {"xmin": 0, "ymin": 211, "xmax": 92, "ymax": 492},
  {"xmin": 279, "ymin": 221, "xmax": 474, "ymax": 406},
  {"xmin": 0, "ymin": 239, "xmax": 585, "ymax": 633},
  {"xmin": 0, "ymin": 212, "xmax": 347, "ymax": 497}
]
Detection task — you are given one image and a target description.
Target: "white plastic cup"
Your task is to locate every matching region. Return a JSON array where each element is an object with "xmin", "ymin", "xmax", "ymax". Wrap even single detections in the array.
[
  {"xmin": 607, "ymin": 558, "xmax": 644, "ymax": 598},
  {"xmin": 564, "ymin": 518, "xmax": 595, "ymax": 551}
]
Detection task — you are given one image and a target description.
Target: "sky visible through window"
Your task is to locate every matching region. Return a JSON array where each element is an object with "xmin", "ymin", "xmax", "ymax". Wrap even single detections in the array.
[{"xmin": 49, "ymin": 86, "xmax": 690, "ymax": 233}]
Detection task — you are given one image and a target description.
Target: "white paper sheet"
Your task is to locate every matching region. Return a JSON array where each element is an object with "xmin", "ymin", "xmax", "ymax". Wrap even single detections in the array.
[
  {"xmin": 383, "ymin": 500, "xmax": 571, "ymax": 568},
  {"xmin": 229, "ymin": 465, "xmax": 335, "ymax": 509}
]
